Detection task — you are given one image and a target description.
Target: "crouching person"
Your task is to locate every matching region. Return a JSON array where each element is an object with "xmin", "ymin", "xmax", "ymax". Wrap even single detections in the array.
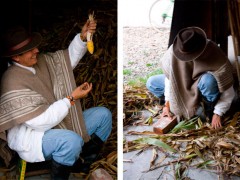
[
  {"xmin": 146, "ymin": 27, "xmax": 235, "ymax": 129},
  {"xmin": 0, "ymin": 22, "xmax": 112, "ymax": 180}
]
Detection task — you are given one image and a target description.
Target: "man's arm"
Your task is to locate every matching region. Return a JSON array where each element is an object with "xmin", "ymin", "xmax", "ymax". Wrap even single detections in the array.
[
  {"xmin": 212, "ymin": 85, "xmax": 235, "ymax": 129},
  {"xmin": 214, "ymin": 85, "xmax": 235, "ymax": 116},
  {"xmin": 164, "ymin": 77, "xmax": 170, "ymax": 102},
  {"xmin": 68, "ymin": 19, "xmax": 97, "ymax": 69},
  {"xmin": 161, "ymin": 77, "xmax": 172, "ymax": 118},
  {"xmin": 68, "ymin": 34, "xmax": 87, "ymax": 69},
  {"xmin": 23, "ymin": 82, "xmax": 92, "ymax": 131},
  {"xmin": 23, "ymin": 98, "xmax": 71, "ymax": 131}
]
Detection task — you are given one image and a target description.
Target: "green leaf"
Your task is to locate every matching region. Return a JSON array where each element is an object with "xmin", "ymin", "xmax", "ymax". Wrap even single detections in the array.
[
  {"xmin": 183, "ymin": 153, "xmax": 197, "ymax": 159},
  {"xmin": 196, "ymin": 160, "xmax": 216, "ymax": 168},
  {"xmin": 133, "ymin": 137, "xmax": 177, "ymax": 153},
  {"xmin": 143, "ymin": 116, "xmax": 153, "ymax": 125},
  {"xmin": 170, "ymin": 116, "xmax": 199, "ymax": 133}
]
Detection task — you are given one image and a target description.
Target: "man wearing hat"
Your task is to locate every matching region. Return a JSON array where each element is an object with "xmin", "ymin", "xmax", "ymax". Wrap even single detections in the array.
[
  {"xmin": 0, "ymin": 21, "xmax": 112, "ymax": 179},
  {"xmin": 146, "ymin": 26, "xmax": 235, "ymax": 129}
]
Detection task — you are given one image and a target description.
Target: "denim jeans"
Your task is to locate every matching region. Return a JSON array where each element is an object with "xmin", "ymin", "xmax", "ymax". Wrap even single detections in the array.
[
  {"xmin": 42, "ymin": 106, "xmax": 112, "ymax": 166},
  {"xmin": 146, "ymin": 73, "xmax": 220, "ymax": 102},
  {"xmin": 146, "ymin": 74, "xmax": 166, "ymax": 98}
]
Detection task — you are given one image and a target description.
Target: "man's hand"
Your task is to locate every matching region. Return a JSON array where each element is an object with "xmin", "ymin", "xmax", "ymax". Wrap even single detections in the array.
[
  {"xmin": 81, "ymin": 19, "xmax": 97, "ymax": 41},
  {"xmin": 211, "ymin": 113, "xmax": 222, "ymax": 129},
  {"xmin": 71, "ymin": 82, "xmax": 92, "ymax": 99},
  {"xmin": 161, "ymin": 106, "xmax": 172, "ymax": 118}
]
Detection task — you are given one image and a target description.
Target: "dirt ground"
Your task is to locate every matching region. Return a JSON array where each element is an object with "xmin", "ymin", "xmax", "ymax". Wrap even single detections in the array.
[{"xmin": 123, "ymin": 27, "xmax": 170, "ymax": 85}]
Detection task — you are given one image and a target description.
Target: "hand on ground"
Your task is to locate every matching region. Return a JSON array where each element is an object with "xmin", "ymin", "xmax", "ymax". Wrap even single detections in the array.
[{"xmin": 211, "ymin": 113, "xmax": 222, "ymax": 129}]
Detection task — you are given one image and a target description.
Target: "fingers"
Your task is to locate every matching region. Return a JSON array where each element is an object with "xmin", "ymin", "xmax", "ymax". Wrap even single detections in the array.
[
  {"xmin": 87, "ymin": 20, "xmax": 97, "ymax": 33},
  {"xmin": 86, "ymin": 83, "xmax": 92, "ymax": 92},
  {"xmin": 81, "ymin": 82, "xmax": 92, "ymax": 91},
  {"xmin": 71, "ymin": 82, "xmax": 93, "ymax": 99},
  {"xmin": 212, "ymin": 121, "xmax": 222, "ymax": 129},
  {"xmin": 81, "ymin": 20, "xmax": 97, "ymax": 38},
  {"xmin": 80, "ymin": 82, "xmax": 92, "ymax": 97},
  {"xmin": 89, "ymin": 82, "xmax": 92, "ymax": 90},
  {"xmin": 89, "ymin": 20, "xmax": 97, "ymax": 27},
  {"xmin": 161, "ymin": 107, "xmax": 172, "ymax": 118},
  {"xmin": 211, "ymin": 114, "xmax": 222, "ymax": 129},
  {"xmin": 81, "ymin": 82, "xmax": 88, "ymax": 90}
]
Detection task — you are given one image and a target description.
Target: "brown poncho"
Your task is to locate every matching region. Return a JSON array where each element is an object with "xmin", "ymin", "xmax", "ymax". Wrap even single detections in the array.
[{"xmin": 0, "ymin": 50, "xmax": 90, "ymax": 142}]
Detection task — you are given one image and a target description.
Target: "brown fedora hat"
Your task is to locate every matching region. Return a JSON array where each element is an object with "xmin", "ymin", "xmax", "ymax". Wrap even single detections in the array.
[
  {"xmin": 173, "ymin": 27, "xmax": 207, "ymax": 61},
  {"xmin": 1, "ymin": 26, "xmax": 42, "ymax": 57}
]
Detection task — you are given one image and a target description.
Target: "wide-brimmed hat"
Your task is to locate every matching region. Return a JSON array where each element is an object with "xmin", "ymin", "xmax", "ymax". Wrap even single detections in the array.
[
  {"xmin": 1, "ymin": 26, "xmax": 42, "ymax": 57},
  {"xmin": 173, "ymin": 27, "xmax": 207, "ymax": 61}
]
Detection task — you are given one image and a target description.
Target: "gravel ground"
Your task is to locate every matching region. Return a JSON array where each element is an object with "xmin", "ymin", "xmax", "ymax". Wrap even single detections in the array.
[{"xmin": 123, "ymin": 26, "xmax": 170, "ymax": 85}]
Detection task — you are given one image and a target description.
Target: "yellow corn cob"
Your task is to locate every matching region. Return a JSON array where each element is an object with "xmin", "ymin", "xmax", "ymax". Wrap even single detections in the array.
[
  {"xmin": 87, "ymin": 12, "xmax": 94, "ymax": 54},
  {"xmin": 87, "ymin": 32, "xmax": 94, "ymax": 54}
]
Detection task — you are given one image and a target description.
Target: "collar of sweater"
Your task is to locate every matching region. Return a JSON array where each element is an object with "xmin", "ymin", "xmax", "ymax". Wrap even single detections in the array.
[{"xmin": 13, "ymin": 62, "xmax": 36, "ymax": 74}]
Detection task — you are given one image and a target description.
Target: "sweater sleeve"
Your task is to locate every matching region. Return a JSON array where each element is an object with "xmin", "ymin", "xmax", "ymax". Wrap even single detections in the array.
[
  {"xmin": 164, "ymin": 77, "xmax": 170, "ymax": 101},
  {"xmin": 68, "ymin": 33, "xmax": 88, "ymax": 69},
  {"xmin": 23, "ymin": 98, "xmax": 71, "ymax": 131},
  {"xmin": 214, "ymin": 85, "xmax": 235, "ymax": 116}
]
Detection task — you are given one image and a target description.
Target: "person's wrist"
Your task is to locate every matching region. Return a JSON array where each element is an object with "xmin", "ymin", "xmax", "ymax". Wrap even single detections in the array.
[
  {"xmin": 80, "ymin": 34, "xmax": 87, "ymax": 42},
  {"xmin": 165, "ymin": 101, "xmax": 170, "ymax": 109},
  {"xmin": 214, "ymin": 113, "xmax": 221, "ymax": 118},
  {"xmin": 67, "ymin": 95, "xmax": 75, "ymax": 106}
]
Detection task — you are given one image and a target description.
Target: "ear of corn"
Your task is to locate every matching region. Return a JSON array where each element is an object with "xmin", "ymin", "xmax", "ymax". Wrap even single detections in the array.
[
  {"xmin": 87, "ymin": 12, "xmax": 95, "ymax": 54},
  {"xmin": 87, "ymin": 40, "xmax": 94, "ymax": 54}
]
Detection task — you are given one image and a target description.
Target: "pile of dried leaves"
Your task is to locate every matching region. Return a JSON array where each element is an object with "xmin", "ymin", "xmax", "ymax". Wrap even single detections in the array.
[
  {"xmin": 123, "ymin": 85, "xmax": 160, "ymax": 126},
  {"xmin": 123, "ymin": 86, "xmax": 240, "ymax": 177}
]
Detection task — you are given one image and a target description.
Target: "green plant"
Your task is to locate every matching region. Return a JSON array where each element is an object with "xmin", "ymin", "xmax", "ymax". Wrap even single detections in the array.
[
  {"xmin": 147, "ymin": 69, "xmax": 163, "ymax": 78},
  {"xmin": 128, "ymin": 79, "xmax": 139, "ymax": 87},
  {"xmin": 146, "ymin": 63, "xmax": 153, "ymax": 67},
  {"xmin": 126, "ymin": 69, "xmax": 163, "ymax": 87},
  {"xmin": 123, "ymin": 69, "xmax": 132, "ymax": 75}
]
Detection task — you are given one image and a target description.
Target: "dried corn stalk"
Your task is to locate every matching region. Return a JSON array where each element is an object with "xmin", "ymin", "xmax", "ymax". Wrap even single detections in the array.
[{"xmin": 87, "ymin": 12, "xmax": 95, "ymax": 54}]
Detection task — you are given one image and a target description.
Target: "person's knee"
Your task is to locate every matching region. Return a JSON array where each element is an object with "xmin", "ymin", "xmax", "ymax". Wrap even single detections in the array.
[
  {"xmin": 52, "ymin": 131, "xmax": 83, "ymax": 166},
  {"xmin": 94, "ymin": 107, "xmax": 112, "ymax": 131},
  {"xmin": 198, "ymin": 73, "xmax": 219, "ymax": 102},
  {"xmin": 146, "ymin": 74, "xmax": 165, "ymax": 98},
  {"xmin": 64, "ymin": 132, "xmax": 83, "ymax": 155},
  {"xmin": 146, "ymin": 76, "xmax": 155, "ymax": 90},
  {"xmin": 95, "ymin": 107, "xmax": 112, "ymax": 141},
  {"xmin": 98, "ymin": 107, "xmax": 112, "ymax": 124},
  {"xmin": 198, "ymin": 74, "xmax": 218, "ymax": 92},
  {"xmin": 200, "ymin": 74, "xmax": 216, "ymax": 88}
]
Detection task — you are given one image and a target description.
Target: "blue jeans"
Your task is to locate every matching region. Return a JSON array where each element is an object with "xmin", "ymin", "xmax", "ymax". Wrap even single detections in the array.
[
  {"xmin": 146, "ymin": 74, "xmax": 166, "ymax": 98},
  {"xmin": 146, "ymin": 73, "xmax": 220, "ymax": 102},
  {"xmin": 42, "ymin": 107, "xmax": 112, "ymax": 166}
]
